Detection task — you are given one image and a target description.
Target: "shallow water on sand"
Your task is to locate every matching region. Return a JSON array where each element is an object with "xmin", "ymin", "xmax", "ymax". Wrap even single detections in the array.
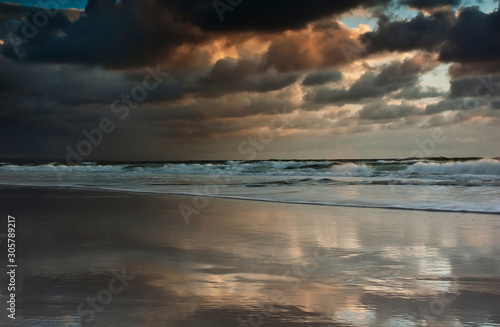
[{"xmin": 1, "ymin": 187, "xmax": 499, "ymax": 326}]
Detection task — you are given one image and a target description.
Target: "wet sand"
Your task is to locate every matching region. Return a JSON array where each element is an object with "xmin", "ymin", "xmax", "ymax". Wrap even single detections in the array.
[{"xmin": 0, "ymin": 186, "xmax": 499, "ymax": 326}]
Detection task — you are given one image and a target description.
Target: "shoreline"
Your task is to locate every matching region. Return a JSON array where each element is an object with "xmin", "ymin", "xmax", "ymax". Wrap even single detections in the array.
[{"xmin": 1, "ymin": 183, "xmax": 498, "ymax": 216}]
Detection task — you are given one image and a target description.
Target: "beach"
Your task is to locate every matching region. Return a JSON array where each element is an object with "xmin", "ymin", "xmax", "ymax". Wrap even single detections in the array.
[
  {"xmin": 3, "ymin": 0, "xmax": 500, "ymax": 326},
  {"xmin": 0, "ymin": 185, "xmax": 499, "ymax": 327}
]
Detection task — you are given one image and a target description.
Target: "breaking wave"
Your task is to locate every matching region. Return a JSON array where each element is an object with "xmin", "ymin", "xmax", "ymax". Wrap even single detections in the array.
[
  {"xmin": 0, "ymin": 157, "xmax": 499, "ymax": 214},
  {"xmin": 404, "ymin": 158, "xmax": 500, "ymax": 176}
]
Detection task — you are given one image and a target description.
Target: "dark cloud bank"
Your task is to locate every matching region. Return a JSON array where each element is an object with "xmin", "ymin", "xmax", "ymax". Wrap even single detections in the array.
[{"xmin": 0, "ymin": 0, "xmax": 499, "ymax": 159}]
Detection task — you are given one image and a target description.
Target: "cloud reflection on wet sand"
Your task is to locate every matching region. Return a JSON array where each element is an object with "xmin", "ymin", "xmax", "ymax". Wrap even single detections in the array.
[{"xmin": 1, "ymin": 187, "xmax": 499, "ymax": 326}]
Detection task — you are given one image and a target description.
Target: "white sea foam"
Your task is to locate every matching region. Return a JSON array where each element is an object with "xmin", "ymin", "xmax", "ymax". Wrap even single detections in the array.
[
  {"xmin": 404, "ymin": 158, "xmax": 500, "ymax": 176},
  {"xmin": 0, "ymin": 158, "xmax": 499, "ymax": 214}
]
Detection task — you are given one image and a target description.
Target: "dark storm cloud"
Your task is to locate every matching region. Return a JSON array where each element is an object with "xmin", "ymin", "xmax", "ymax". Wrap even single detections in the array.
[
  {"xmin": 365, "ymin": 5, "xmax": 500, "ymax": 69},
  {"xmin": 400, "ymin": 0, "xmax": 461, "ymax": 9},
  {"xmin": 129, "ymin": 58, "xmax": 300, "ymax": 100},
  {"xmin": 0, "ymin": 3, "xmax": 80, "ymax": 25},
  {"xmin": 0, "ymin": 58, "xmax": 186, "ymax": 107},
  {"xmin": 491, "ymin": 99, "xmax": 500, "ymax": 109},
  {"xmin": 162, "ymin": 0, "xmax": 391, "ymax": 32},
  {"xmin": 2, "ymin": 1, "xmax": 500, "ymax": 72},
  {"xmin": 358, "ymin": 101, "xmax": 421, "ymax": 120},
  {"xmin": 1, "ymin": 0, "xmax": 204, "ymax": 68},
  {"xmin": 423, "ymin": 72, "xmax": 500, "ymax": 117},
  {"xmin": 363, "ymin": 10, "xmax": 455, "ymax": 54},
  {"xmin": 194, "ymin": 68, "xmax": 300, "ymax": 98},
  {"xmin": 0, "ymin": 55, "xmax": 298, "ymax": 158},
  {"xmin": 308, "ymin": 71, "xmax": 405, "ymax": 104},
  {"xmin": 0, "ymin": 55, "xmax": 299, "ymax": 109},
  {"xmin": 449, "ymin": 74, "xmax": 500, "ymax": 98},
  {"xmin": 311, "ymin": 70, "xmax": 409, "ymax": 104},
  {"xmin": 0, "ymin": 3, "xmax": 73, "ymax": 62},
  {"xmin": 2, "ymin": 1, "xmax": 499, "ymax": 160},
  {"xmin": 199, "ymin": 58, "xmax": 259, "ymax": 84},
  {"xmin": 194, "ymin": 56, "xmax": 293, "ymax": 93},
  {"xmin": 308, "ymin": 55, "xmax": 435, "ymax": 104},
  {"xmin": 448, "ymin": 61, "xmax": 500, "ymax": 78},
  {"xmin": 136, "ymin": 96, "xmax": 296, "ymax": 122},
  {"xmin": 0, "ymin": 0, "xmax": 394, "ymax": 69},
  {"xmin": 439, "ymin": 7, "xmax": 500, "ymax": 63},
  {"xmin": 0, "ymin": 90, "xmax": 105, "ymax": 158},
  {"xmin": 0, "ymin": 3, "xmax": 36, "ymax": 24},
  {"xmin": 0, "ymin": 59, "xmax": 127, "ymax": 104},
  {"xmin": 302, "ymin": 70, "xmax": 342, "ymax": 86}
]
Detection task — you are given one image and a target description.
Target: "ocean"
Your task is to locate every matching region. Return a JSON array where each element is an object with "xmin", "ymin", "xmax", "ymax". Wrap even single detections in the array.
[{"xmin": 1, "ymin": 157, "xmax": 499, "ymax": 214}]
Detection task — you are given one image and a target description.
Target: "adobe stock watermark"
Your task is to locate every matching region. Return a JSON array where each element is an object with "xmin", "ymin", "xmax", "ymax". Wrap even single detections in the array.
[
  {"xmin": 6, "ymin": 0, "xmax": 71, "ymax": 56},
  {"xmin": 407, "ymin": 74, "xmax": 500, "ymax": 158},
  {"xmin": 385, "ymin": 74, "xmax": 500, "ymax": 192},
  {"xmin": 0, "ymin": 232, "xmax": 26, "ymax": 324},
  {"xmin": 177, "ymin": 176, "xmax": 231, "ymax": 225},
  {"xmin": 238, "ymin": 107, "xmax": 290, "ymax": 160},
  {"xmin": 76, "ymin": 267, "xmax": 135, "ymax": 326},
  {"xmin": 178, "ymin": 107, "xmax": 290, "ymax": 224},
  {"xmin": 213, "ymin": 0, "xmax": 243, "ymax": 22},
  {"xmin": 236, "ymin": 241, "xmax": 332, "ymax": 327},
  {"xmin": 51, "ymin": 65, "xmax": 169, "ymax": 182},
  {"xmin": 340, "ymin": 33, "xmax": 374, "ymax": 64},
  {"xmin": 417, "ymin": 291, "xmax": 460, "ymax": 319}
]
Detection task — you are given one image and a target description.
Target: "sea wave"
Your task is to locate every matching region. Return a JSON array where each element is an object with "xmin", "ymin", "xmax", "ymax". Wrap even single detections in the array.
[
  {"xmin": 0, "ymin": 157, "xmax": 499, "ymax": 215},
  {"xmin": 404, "ymin": 158, "xmax": 500, "ymax": 176},
  {"xmin": 0, "ymin": 158, "xmax": 499, "ymax": 177}
]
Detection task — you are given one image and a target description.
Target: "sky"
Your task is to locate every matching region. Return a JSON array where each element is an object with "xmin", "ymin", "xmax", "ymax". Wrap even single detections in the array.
[{"xmin": 0, "ymin": 0, "xmax": 499, "ymax": 161}]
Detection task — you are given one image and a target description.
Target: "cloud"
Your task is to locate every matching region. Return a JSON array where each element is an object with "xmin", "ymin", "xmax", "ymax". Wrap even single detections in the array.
[
  {"xmin": 137, "ymin": 95, "xmax": 297, "ymax": 123},
  {"xmin": 0, "ymin": 53, "xmax": 304, "ymax": 159},
  {"xmin": 400, "ymin": 0, "xmax": 461, "ymax": 10},
  {"xmin": 0, "ymin": 58, "xmax": 187, "ymax": 106},
  {"xmin": 194, "ymin": 69, "xmax": 301, "ymax": 98},
  {"xmin": 0, "ymin": 56, "xmax": 301, "ymax": 109},
  {"xmin": 0, "ymin": 2, "xmax": 38, "ymax": 25},
  {"xmin": 362, "ymin": 4, "xmax": 500, "ymax": 78},
  {"xmin": 262, "ymin": 21, "xmax": 365, "ymax": 72},
  {"xmin": 0, "ymin": 0, "xmax": 395, "ymax": 69},
  {"xmin": 302, "ymin": 70, "xmax": 342, "ymax": 86},
  {"xmin": 0, "ymin": 2, "xmax": 80, "ymax": 25},
  {"xmin": 448, "ymin": 61, "xmax": 500, "ymax": 78},
  {"xmin": 439, "ymin": 7, "xmax": 500, "ymax": 63},
  {"xmin": 424, "ymin": 97, "xmax": 489, "ymax": 114},
  {"xmin": 198, "ymin": 58, "xmax": 260, "ymax": 84},
  {"xmin": 490, "ymin": 99, "xmax": 500, "ymax": 109},
  {"xmin": 1, "ymin": 0, "xmax": 205, "ymax": 68},
  {"xmin": 449, "ymin": 74, "xmax": 500, "ymax": 98},
  {"xmin": 308, "ymin": 53, "xmax": 438, "ymax": 104},
  {"xmin": 162, "ymin": 0, "xmax": 391, "ymax": 32},
  {"xmin": 358, "ymin": 100, "xmax": 421, "ymax": 120},
  {"xmin": 363, "ymin": 10, "xmax": 455, "ymax": 54},
  {"xmin": 392, "ymin": 85, "xmax": 443, "ymax": 99},
  {"xmin": 419, "ymin": 114, "xmax": 452, "ymax": 128},
  {"xmin": 363, "ymin": 6, "xmax": 500, "ymax": 73},
  {"xmin": 1, "ymin": 0, "xmax": 498, "ymax": 160},
  {"xmin": 0, "ymin": 0, "xmax": 385, "ymax": 72}
]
